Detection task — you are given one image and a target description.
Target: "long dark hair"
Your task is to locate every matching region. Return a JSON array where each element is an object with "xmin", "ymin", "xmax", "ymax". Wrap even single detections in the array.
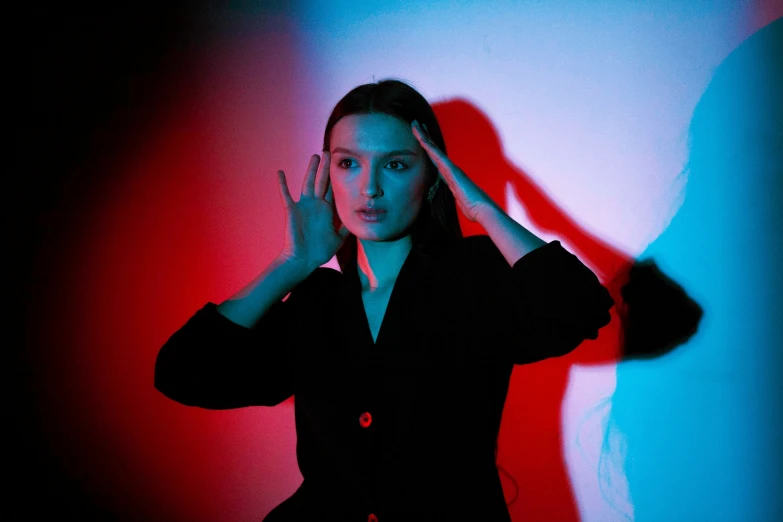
[{"xmin": 322, "ymin": 79, "xmax": 463, "ymax": 278}]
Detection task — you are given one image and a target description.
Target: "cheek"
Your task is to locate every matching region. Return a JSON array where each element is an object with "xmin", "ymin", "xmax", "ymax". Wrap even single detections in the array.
[
  {"xmin": 331, "ymin": 176, "xmax": 353, "ymax": 200},
  {"xmin": 404, "ymin": 178, "xmax": 428, "ymax": 206},
  {"xmin": 395, "ymin": 187, "xmax": 426, "ymax": 222},
  {"xmin": 331, "ymin": 184, "xmax": 352, "ymax": 220}
]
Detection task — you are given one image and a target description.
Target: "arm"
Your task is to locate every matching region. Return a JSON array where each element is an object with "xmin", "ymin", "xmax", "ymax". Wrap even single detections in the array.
[
  {"xmin": 217, "ymin": 255, "xmax": 311, "ymax": 328},
  {"xmin": 409, "ymin": 120, "xmax": 612, "ymax": 363},
  {"xmin": 154, "ymin": 256, "xmax": 320, "ymax": 409},
  {"xmin": 464, "ymin": 235, "xmax": 615, "ymax": 365},
  {"xmin": 156, "ymin": 150, "xmax": 347, "ymax": 408},
  {"xmin": 475, "ymin": 203, "xmax": 547, "ymax": 266}
]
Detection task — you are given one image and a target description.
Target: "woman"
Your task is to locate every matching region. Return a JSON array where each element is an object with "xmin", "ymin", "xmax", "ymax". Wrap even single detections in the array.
[{"xmin": 155, "ymin": 79, "xmax": 615, "ymax": 521}]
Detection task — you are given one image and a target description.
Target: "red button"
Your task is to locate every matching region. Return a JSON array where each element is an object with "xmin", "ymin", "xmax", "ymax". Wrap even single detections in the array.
[
  {"xmin": 359, "ymin": 412, "xmax": 372, "ymax": 428},
  {"xmin": 368, "ymin": 514, "xmax": 378, "ymax": 522}
]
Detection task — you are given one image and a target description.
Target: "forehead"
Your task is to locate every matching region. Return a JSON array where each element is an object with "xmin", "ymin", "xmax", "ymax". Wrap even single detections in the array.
[{"xmin": 330, "ymin": 113, "xmax": 415, "ymax": 152}]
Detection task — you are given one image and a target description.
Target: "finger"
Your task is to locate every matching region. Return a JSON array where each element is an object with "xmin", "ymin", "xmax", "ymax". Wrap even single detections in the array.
[
  {"xmin": 324, "ymin": 178, "xmax": 335, "ymax": 204},
  {"xmin": 411, "ymin": 119, "xmax": 437, "ymax": 145},
  {"xmin": 301, "ymin": 154, "xmax": 320, "ymax": 198},
  {"xmin": 277, "ymin": 170, "xmax": 294, "ymax": 207},
  {"xmin": 411, "ymin": 120, "xmax": 449, "ymax": 171},
  {"xmin": 412, "ymin": 122, "xmax": 467, "ymax": 192},
  {"xmin": 315, "ymin": 151, "xmax": 331, "ymax": 198}
]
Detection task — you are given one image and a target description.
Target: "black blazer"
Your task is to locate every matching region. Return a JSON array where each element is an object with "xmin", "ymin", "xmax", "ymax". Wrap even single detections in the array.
[{"xmin": 155, "ymin": 235, "xmax": 614, "ymax": 521}]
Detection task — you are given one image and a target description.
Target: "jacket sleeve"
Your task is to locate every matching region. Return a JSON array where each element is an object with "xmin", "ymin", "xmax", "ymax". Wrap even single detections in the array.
[
  {"xmin": 464, "ymin": 235, "xmax": 615, "ymax": 365},
  {"xmin": 154, "ymin": 269, "xmax": 326, "ymax": 409}
]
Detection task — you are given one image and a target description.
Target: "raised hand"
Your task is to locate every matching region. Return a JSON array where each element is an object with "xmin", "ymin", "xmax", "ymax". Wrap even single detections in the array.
[
  {"xmin": 411, "ymin": 119, "xmax": 498, "ymax": 222},
  {"xmin": 276, "ymin": 152, "xmax": 350, "ymax": 271}
]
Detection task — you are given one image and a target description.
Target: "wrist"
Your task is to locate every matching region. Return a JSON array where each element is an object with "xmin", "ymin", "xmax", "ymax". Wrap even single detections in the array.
[
  {"xmin": 275, "ymin": 253, "xmax": 316, "ymax": 279},
  {"xmin": 475, "ymin": 201, "xmax": 503, "ymax": 226}
]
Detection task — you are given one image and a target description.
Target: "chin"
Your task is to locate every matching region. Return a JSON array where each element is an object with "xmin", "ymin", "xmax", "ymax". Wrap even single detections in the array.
[
  {"xmin": 359, "ymin": 229, "xmax": 413, "ymax": 243},
  {"xmin": 353, "ymin": 229, "xmax": 389, "ymax": 242},
  {"xmin": 346, "ymin": 210, "xmax": 419, "ymax": 242}
]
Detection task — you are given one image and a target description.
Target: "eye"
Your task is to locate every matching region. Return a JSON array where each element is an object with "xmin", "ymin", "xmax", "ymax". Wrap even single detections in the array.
[
  {"xmin": 336, "ymin": 158, "xmax": 355, "ymax": 169},
  {"xmin": 386, "ymin": 160, "xmax": 408, "ymax": 170}
]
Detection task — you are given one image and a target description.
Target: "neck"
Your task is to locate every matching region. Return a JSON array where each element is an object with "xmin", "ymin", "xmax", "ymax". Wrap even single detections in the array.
[{"xmin": 356, "ymin": 235, "xmax": 413, "ymax": 291}]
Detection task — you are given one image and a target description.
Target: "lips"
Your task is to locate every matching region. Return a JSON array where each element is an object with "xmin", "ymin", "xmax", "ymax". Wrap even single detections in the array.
[{"xmin": 356, "ymin": 206, "xmax": 387, "ymax": 222}]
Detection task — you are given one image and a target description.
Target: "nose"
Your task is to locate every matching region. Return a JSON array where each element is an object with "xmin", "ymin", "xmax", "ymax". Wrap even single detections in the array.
[{"xmin": 359, "ymin": 165, "xmax": 383, "ymax": 198}]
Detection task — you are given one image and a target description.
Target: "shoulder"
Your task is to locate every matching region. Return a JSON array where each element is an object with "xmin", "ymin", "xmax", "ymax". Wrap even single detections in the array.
[
  {"xmin": 451, "ymin": 234, "xmax": 506, "ymax": 268},
  {"xmin": 311, "ymin": 266, "xmax": 344, "ymax": 283},
  {"xmin": 297, "ymin": 266, "xmax": 343, "ymax": 292},
  {"xmin": 285, "ymin": 266, "xmax": 343, "ymax": 306},
  {"xmin": 453, "ymin": 234, "xmax": 570, "ymax": 271},
  {"xmin": 446, "ymin": 234, "xmax": 494, "ymax": 256}
]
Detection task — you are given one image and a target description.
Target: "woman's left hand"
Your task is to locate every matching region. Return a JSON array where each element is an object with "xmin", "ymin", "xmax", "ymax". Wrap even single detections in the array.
[{"xmin": 412, "ymin": 119, "xmax": 498, "ymax": 222}]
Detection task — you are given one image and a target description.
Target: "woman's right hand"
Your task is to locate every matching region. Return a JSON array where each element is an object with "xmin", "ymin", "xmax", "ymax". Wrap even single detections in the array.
[{"xmin": 276, "ymin": 152, "xmax": 350, "ymax": 272}]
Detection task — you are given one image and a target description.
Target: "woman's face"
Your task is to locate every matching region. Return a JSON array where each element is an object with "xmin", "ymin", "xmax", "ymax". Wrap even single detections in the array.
[{"xmin": 329, "ymin": 113, "xmax": 430, "ymax": 242}]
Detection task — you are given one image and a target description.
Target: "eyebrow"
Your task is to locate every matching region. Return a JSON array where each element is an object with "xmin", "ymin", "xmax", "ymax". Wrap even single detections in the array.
[{"xmin": 331, "ymin": 147, "xmax": 417, "ymax": 157}]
